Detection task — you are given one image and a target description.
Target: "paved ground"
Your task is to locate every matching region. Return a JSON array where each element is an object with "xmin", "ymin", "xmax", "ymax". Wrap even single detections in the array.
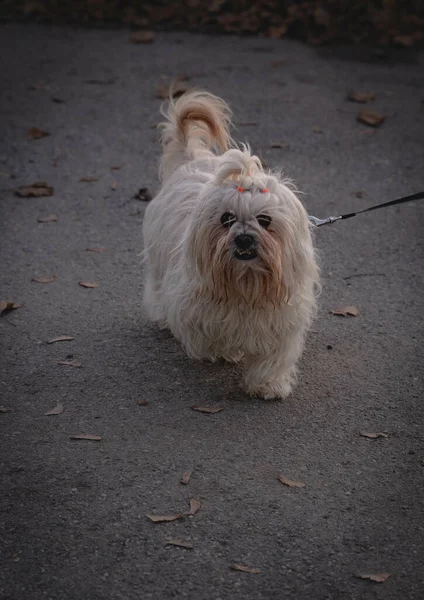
[{"xmin": 0, "ymin": 24, "xmax": 423, "ymax": 600}]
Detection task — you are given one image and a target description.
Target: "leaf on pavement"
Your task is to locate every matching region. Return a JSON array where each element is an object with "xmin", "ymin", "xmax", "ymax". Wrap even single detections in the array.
[
  {"xmin": 52, "ymin": 97, "xmax": 65, "ymax": 103},
  {"xmin": 165, "ymin": 539, "xmax": 194, "ymax": 549},
  {"xmin": 230, "ymin": 563, "xmax": 261, "ymax": 574},
  {"xmin": 312, "ymin": 126, "xmax": 323, "ymax": 133},
  {"xmin": 47, "ymin": 335, "xmax": 74, "ymax": 344},
  {"xmin": 359, "ymin": 431, "xmax": 388, "ymax": 439},
  {"xmin": 133, "ymin": 187, "xmax": 152, "ymax": 202},
  {"xmin": 86, "ymin": 247, "xmax": 107, "ymax": 253},
  {"xmin": 356, "ymin": 573, "xmax": 391, "ymax": 583},
  {"xmin": 32, "ymin": 275, "xmax": 56, "ymax": 284},
  {"xmin": 357, "ymin": 110, "xmax": 385, "ymax": 127},
  {"xmin": 70, "ymin": 433, "xmax": 102, "ymax": 441},
  {"xmin": 28, "ymin": 127, "xmax": 50, "ymax": 140},
  {"xmin": 37, "ymin": 214, "xmax": 58, "ymax": 223},
  {"xmin": 181, "ymin": 470, "xmax": 192, "ymax": 485},
  {"xmin": 147, "ymin": 514, "xmax": 184, "ymax": 523},
  {"xmin": 15, "ymin": 182, "xmax": 54, "ymax": 197},
  {"xmin": 0, "ymin": 406, "xmax": 12, "ymax": 413},
  {"xmin": 191, "ymin": 406, "xmax": 224, "ymax": 414},
  {"xmin": 330, "ymin": 306, "xmax": 360, "ymax": 317},
  {"xmin": 156, "ymin": 75, "xmax": 190, "ymax": 99},
  {"xmin": 136, "ymin": 399, "xmax": 149, "ymax": 406},
  {"xmin": 278, "ymin": 474, "xmax": 305, "ymax": 488},
  {"xmin": 0, "ymin": 300, "xmax": 22, "ymax": 316},
  {"xmin": 347, "ymin": 91, "xmax": 375, "ymax": 103},
  {"xmin": 57, "ymin": 360, "xmax": 82, "ymax": 368},
  {"xmin": 44, "ymin": 403, "xmax": 64, "ymax": 416},
  {"xmin": 270, "ymin": 142, "xmax": 289, "ymax": 149},
  {"xmin": 111, "ymin": 180, "xmax": 117, "ymax": 191},
  {"xmin": 188, "ymin": 498, "xmax": 201, "ymax": 516},
  {"xmin": 130, "ymin": 30, "xmax": 154, "ymax": 44},
  {"xmin": 79, "ymin": 177, "xmax": 98, "ymax": 183},
  {"xmin": 79, "ymin": 281, "xmax": 99, "ymax": 288}
]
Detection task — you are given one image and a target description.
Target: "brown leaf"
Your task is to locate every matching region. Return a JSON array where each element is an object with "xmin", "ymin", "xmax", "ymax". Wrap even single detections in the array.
[
  {"xmin": 230, "ymin": 563, "xmax": 261, "ymax": 574},
  {"xmin": 111, "ymin": 166, "xmax": 121, "ymax": 171},
  {"xmin": 47, "ymin": 335, "xmax": 74, "ymax": 344},
  {"xmin": 86, "ymin": 247, "xmax": 107, "ymax": 253},
  {"xmin": 70, "ymin": 433, "xmax": 102, "ymax": 441},
  {"xmin": 181, "ymin": 470, "xmax": 192, "ymax": 485},
  {"xmin": 15, "ymin": 182, "xmax": 54, "ymax": 197},
  {"xmin": 347, "ymin": 91, "xmax": 375, "ymax": 104},
  {"xmin": 147, "ymin": 514, "xmax": 184, "ymax": 523},
  {"xmin": 357, "ymin": 110, "xmax": 385, "ymax": 127},
  {"xmin": 421, "ymin": 457, "xmax": 424, "ymax": 466},
  {"xmin": 165, "ymin": 539, "xmax": 194, "ymax": 549},
  {"xmin": 0, "ymin": 300, "xmax": 22, "ymax": 317},
  {"xmin": 133, "ymin": 187, "xmax": 152, "ymax": 202},
  {"xmin": 130, "ymin": 30, "xmax": 154, "ymax": 44},
  {"xmin": 359, "ymin": 431, "xmax": 388, "ymax": 439},
  {"xmin": 79, "ymin": 281, "xmax": 99, "ymax": 289},
  {"xmin": 312, "ymin": 126, "xmax": 323, "ymax": 133},
  {"xmin": 156, "ymin": 76, "xmax": 190, "ymax": 100},
  {"xmin": 270, "ymin": 142, "xmax": 290, "ymax": 149},
  {"xmin": 188, "ymin": 498, "xmax": 201, "ymax": 516},
  {"xmin": 0, "ymin": 406, "xmax": 12, "ymax": 413},
  {"xmin": 136, "ymin": 399, "xmax": 149, "ymax": 406},
  {"xmin": 330, "ymin": 306, "xmax": 360, "ymax": 317},
  {"xmin": 27, "ymin": 127, "xmax": 50, "ymax": 140},
  {"xmin": 111, "ymin": 180, "xmax": 117, "ymax": 191},
  {"xmin": 356, "ymin": 573, "xmax": 391, "ymax": 583},
  {"xmin": 57, "ymin": 360, "xmax": 82, "ymax": 368},
  {"xmin": 32, "ymin": 275, "xmax": 56, "ymax": 284},
  {"xmin": 37, "ymin": 214, "xmax": 58, "ymax": 223},
  {"xmin": 52, "ymin": 97, "xmax": 65, "ymax": 104},
  {"xmin": 44, "ymin": 403, "xmax": 64, "ymax": 416},
  {"xmin": 79, "ymin": 177, "xmax": 98, "ymax": 183},
  {"xmin": 191, "ymin": 406, "xmax": 224, "ymax": 414},
  {"xmin": 278, "ymin": 474, "xmax": 306, "ymax": 488}
]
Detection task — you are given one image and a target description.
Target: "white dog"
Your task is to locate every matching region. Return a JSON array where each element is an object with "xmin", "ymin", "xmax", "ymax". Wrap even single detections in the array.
[{"xmin": 142, "ymin": 90, "xmax": 319, "ymax": 399}]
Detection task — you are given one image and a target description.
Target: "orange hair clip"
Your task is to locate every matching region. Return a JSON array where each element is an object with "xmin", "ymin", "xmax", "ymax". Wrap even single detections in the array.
[
  {"xmin": 262, "ymin": 188, "xmax": 269, "ymax": 193},
  {"xmin": 237, "ymin": 186, "xmax": 244, "ymax": 192}
]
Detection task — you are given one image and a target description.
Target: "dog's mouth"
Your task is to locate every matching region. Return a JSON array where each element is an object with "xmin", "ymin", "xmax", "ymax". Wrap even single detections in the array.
[{"xmin": 234, "ymin": 249, "xmax": 258, "ymax": 261}]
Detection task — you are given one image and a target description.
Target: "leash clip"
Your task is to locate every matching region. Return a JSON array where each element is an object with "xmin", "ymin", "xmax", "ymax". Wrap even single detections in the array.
[{"xmin": 308, "ymin": 215, "xmax": 342, "ymax": 227}]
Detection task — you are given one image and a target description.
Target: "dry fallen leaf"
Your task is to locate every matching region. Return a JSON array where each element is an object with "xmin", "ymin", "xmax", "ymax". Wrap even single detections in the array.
[
  {"xmin": 312, "ymin": 126, "xmax": 323, "ymax": 133},
  {"xmin": 44, "ymin": 403, "xmax": 64, "ymax": 416},
  {"xmin": 57, "ymin": 360, "xmax": 82, "ymax": 368},
  {"xmin": 111, "ymin": 180, "xmax": 117, "ymax": 191},
  {"xmin": 15, "ymin": 182, "xmax": 54, "ymax": 197},
  {"xmin": 270, "ymin": 142, "xmax": 290, "ymax": 149},
  {"xmin": 230, "ymin": 563, "xmax": 261, "ymax": 574},
  {"xmin": 331, "ymin": 306, "xmax": 360, "ymax": 317},
  {"xmin": 86, "ymin": 247, "xmax": 107, "ymax": 253},
  {"xmin": 32, "ymin": 275, "xmax": 56, "ymax": 284},
  {"xmin": 70, "ymin": 433, "xmax": 102, "ymax": 441},
  {"xmin": 165, "ymin": 539, "xmax": 194, "ymax": 549},
  {"xmin": 27, "ymin": 127, "xmax": 50, "ymax": 140},
  {"xmin": 0, "ymin": 300, "xmax": 22, "ymax": 316},
  {"xmin": 136, "ymin": 399, "xmax": 149, "ymax": 406},
  {"xmin": 79, "ymin": 177, "xmax": 98, "ymax": 183},
  {"xmin": 421, "ymin": 457, "xmax": 424, "ymax": 465},
  {"xmin": 181, "ymin": 470, "xmax": 192, "ymax": 485},
  {"xmin": 347, "ymin": 91, "xmax": 375, "ymax": 104},
  {"xmin": 111, "ymin": 166, "xmax": 121, "ymax": 171},
  {"xmin": 130, "ymin": 30, "xmax": 154, "ymax": 44},
  {"xmin": 79, "ymin": 281, "xmax": 99, "ymax": 289},
  {"xmin": 357, "ymin": 110, "xmax": 385, "ymax": 127},
  {"xmin": 359, "ymin": 431, "xmax": 388, "ymax": 439},
  {"xmin": 0, "ymin": 406, "xmax": 11, "ymax": 413},
  {"xmin": 133, "ymin": 187, "xmax": 152, "ymax": 202},
  {"xmin": 278, "ymin": 474, "xmax": 306, "ymax": 488},
  {"xmin": 37, "ymin": 214, "xmax": 58, "ymax": 223},
  {"xmin": 156, "ymin": 76, "xmax": 190, "ymax": 100},
  {"xmin": 52, "ymin": 97, "xmax": 65, "ymax": 104},
  {"xmin": 47, "ymin": 335, "xmax": 74, "ymax": 344},
  {"xmin": 191, "ymin": 406, "xmax": 224, "ymax": 414},
  {"xmin": 188, "ymin": 498, "xmax": 202, "ymax": 516},
  {"xmin": 356, "ymin": 573, "xmax": 391, "ymax": 583},
  {"xmin": 147, "ymin": 514, "xmax": 184, "ymax": 523}
]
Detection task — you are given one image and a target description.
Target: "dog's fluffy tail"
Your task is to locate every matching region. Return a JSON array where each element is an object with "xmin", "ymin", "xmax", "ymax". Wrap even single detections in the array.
[{"xmin": 159, "ymin": 90, "xmax": 233, "ymax": 180}]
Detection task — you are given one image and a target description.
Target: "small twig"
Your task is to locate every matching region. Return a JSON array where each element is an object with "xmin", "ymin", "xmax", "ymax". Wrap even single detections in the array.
[{"xmin": 343, "ymin": 272, "xmax": 386, "ymax": 280}]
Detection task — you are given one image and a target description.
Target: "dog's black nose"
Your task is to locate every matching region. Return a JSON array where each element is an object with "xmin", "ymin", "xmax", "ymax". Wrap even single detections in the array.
[{"xmin": 234, "ymin": 234, "xmax": 254, "ymax": 250}]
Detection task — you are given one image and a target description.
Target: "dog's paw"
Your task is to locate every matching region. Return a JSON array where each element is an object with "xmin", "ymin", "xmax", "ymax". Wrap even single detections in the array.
[{"xmin": 244, "ymin": 378, "xmax": 293, "ymax": 400}]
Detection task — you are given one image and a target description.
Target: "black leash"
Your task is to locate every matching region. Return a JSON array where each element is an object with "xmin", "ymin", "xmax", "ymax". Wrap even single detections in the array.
[{"xmin": 309, "ymin": 190, "xmax": 424, "ymax": 227}]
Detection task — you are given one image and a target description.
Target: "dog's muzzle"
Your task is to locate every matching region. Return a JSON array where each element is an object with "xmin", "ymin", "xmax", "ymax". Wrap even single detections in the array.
[{"xmin": 234, "ymin": 234, "xmax": 257, "ymax": 260}]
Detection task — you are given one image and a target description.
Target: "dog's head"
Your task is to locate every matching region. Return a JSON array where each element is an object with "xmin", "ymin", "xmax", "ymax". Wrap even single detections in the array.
[{"xmin": 188, "ymin": 148, "xmax": 318, "ymax": 306}]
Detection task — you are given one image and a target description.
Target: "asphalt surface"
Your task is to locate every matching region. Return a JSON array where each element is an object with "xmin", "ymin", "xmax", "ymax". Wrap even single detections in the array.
[{"xmin": 0, "ymin": 24, "xmax": 423, "ymax": 600}]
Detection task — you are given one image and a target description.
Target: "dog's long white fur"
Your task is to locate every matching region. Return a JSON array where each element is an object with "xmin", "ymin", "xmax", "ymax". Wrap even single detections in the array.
[{"xmin": 142, "ymin": 90, "xmax": 319, "ymax": 399}]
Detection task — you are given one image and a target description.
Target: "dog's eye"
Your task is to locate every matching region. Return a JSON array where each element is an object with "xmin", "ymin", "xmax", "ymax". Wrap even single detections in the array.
[
  {"xmin": 220, "ymin": 211, "xmax": 237, "ymax": 228},
  {"xmin": 257, "ymin": 214, "xmax": 272, "ymax": 229}
]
